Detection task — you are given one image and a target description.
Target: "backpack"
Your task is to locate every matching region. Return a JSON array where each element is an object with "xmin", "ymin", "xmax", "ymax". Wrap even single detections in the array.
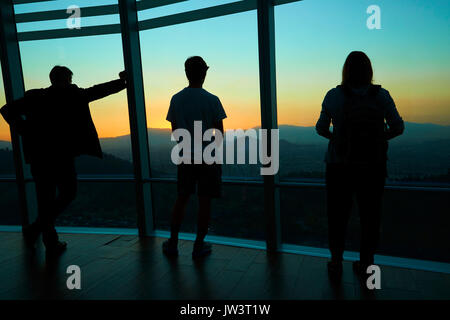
[{"xmin": 334, "ymin": 84, "xmax": 388, "ymax": 166}]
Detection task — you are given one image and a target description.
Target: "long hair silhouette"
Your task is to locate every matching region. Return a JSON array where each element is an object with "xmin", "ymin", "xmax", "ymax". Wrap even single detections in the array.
[{"xmin": 342, "ymin": 51, "xmax": 373, "ymax": 87}]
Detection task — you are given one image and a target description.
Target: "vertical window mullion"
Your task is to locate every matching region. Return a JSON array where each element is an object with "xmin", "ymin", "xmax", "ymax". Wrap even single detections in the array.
[
  {"xmin": 118, "ymin": 0, "xmax": 154, "ymax": 236},
  {"xmin": 0, "ymin": 0, "xmax": 37, "ymax": 226},
  {"xmin": 257, "ymin": 0, "xmax": 281, "ymax": 252}
]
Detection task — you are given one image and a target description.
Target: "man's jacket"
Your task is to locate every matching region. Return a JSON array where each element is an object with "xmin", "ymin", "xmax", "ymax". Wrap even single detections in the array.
[{"xmin": 0, "ymin": 79, "xmax": 127, "ymax": 163}]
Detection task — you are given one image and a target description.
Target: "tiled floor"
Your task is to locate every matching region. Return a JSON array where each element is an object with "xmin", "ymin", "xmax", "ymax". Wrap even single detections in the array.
[{"xmin": 0, "ymin": 232, "xmax": 448, "ymax": 300}]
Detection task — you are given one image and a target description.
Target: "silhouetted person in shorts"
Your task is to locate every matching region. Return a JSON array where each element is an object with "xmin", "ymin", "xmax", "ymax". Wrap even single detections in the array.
[
  {"xmin": 0, "ymin": 66, "xmax": 127, "ymax": 256},
  {"xmin": 163, "ymin": 56, "xmax": 226, "ymax": 259},
  {"xmin": 316, "ymin": 51, "xmax": 404, "ymax": 282}
]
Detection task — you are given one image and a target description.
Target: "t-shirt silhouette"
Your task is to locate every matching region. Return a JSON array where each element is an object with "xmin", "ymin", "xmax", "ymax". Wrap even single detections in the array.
[{"xmin": 166, "ymin": 87, "xmax": 227, "ymax": 163}]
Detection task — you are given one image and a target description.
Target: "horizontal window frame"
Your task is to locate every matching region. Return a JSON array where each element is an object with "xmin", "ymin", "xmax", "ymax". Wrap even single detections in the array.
[
  {"xmin": 14, "ymin": 0, "xmax": 188, "ymax": 23},
  {"xmin": 138, "ymin": 0, "xmax": 257, "ymax": 31}
]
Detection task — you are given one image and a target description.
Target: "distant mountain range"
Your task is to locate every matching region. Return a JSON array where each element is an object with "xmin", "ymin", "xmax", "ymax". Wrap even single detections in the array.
[
  {"xmin": 0, "ymin": 122, "xmax": 449, "ymax": 180},
  {"xmin": 1, "ymin": 121, "xmax": 448, "ymax": 153},
  {"xmin": 99, "ymin": 121, "xmax": 450, "ymax": 161}
]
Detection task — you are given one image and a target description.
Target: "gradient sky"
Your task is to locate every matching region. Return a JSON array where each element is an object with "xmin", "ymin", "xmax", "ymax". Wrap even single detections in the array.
[{"xmin": 1, "ymin": 0, "xmax": 449, "ymax": 141}]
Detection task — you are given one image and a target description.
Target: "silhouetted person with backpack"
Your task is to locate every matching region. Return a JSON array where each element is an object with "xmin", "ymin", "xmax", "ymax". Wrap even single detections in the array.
[
  {"xmin": 163, "ymin": 56, "xmax": 226, "ymax": 259},
  {"xmin": 0, "ymin": 66, "xmax": 127, "ymax": 256},
  {"xmin": 316, "ymin": 51, "xmax": 404, "ymax": 283}
]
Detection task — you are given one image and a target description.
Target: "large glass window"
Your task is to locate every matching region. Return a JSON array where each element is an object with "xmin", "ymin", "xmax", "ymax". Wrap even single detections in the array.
[
  {"xmin": 2, "ymin": 0, "xmax": 447, "ymax": 265},
  {"xmin": 275, "ymin": 0, "xmax": 450, "ymax": 184},
  {"xmin": 140, "ymin": 10, "xmax": 264, "ymax": 239},
  {"xmin": 19, "ymin": 34, "xmax": 133, "ymax": 176},
  {"xmin": 18, "ymin": 30, "xmax": 135, "ymax": 228},
  {"xmin": 276, "ymin": 0, "xmax": 450, "ymax": 262}
]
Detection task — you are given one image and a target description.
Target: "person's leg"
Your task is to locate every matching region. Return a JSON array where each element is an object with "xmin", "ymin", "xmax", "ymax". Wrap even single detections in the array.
[
  {"xmin": 191, "ymin": 164, "xmax": 221, "ymax": 258},
  {"xmin": 356, "ymin": 167, "xmax": 385, "ymax": 266},
  {"xmin": 196, "ymin": 196, "xmax": 211, "ymax": 244},
  {"xmin": 163, "ymin": 164, "xmax": 194, "ymax": 256},
  {"xmin": 169, "ymin": 194, "xmax": 190, "ymax": 244},
  {"xmin": 54, "ymin": 159, "xmax": 77, "ymax": 220},
  {"xmin": 30, "ymin": 164, "xmax": 59, "ymax": 247},
  {"xmin": 326, "ymin": 163, "xmax": 353, "ymax": 263}
]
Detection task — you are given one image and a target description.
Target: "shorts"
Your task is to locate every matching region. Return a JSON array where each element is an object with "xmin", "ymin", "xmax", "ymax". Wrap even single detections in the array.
[{"xmin": 177, "ymin": 163, "xmax": 222, "ymax": 198}]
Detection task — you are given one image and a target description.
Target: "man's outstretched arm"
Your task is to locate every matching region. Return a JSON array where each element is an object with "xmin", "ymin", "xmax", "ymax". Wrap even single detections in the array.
[{"xmin": 83, "ymin": 71, "xmax": 128, "ymax": 103}]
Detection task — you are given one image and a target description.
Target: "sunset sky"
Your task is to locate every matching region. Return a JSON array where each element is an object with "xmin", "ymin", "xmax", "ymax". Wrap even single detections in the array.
[{"xmin": 1, "ymin": 0, "xmax": 449, "ymax": 141}]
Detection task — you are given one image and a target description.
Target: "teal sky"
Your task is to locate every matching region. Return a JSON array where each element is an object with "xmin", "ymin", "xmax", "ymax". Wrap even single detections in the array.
[{"xmin": 1, "ymin": 0, "xmax": 449, "ymax": 140}]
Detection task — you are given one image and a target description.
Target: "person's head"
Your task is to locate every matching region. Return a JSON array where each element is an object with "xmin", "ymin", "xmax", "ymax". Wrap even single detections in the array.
[
  {"xmin": 49, "ymin": 66, "xmax": 73, "ymax": 87},
  {"xmin": 185, "ymin": 56, "xmax": 209, "ymax": 86},
  {"xmin": 342, "ymin": 51, "xmax": 373, "ymax": 87}
]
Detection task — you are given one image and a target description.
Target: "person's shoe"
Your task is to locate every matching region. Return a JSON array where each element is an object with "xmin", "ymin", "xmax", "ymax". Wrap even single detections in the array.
[
  {"xmin": 162, "ymin": 239, "xmax": 178, "ymax": 257},
  {"xmin": 327, "ymin": 261, "xmax": 343, "ymax": 284},
  {"xmin": 45, "ymin": 241, "xmax": 67, "ymax": 257},
  {"xmin": 22, "ymin": 224, "xmax": 40, "ymax": 248},
  {"xmin": 192, "ymin": 241, "xmax": 212, "ymax": 259}
]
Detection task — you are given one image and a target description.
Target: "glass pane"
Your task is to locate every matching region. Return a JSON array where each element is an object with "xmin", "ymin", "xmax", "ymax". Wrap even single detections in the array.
[
  {"xmin": 19, "ymin": 35, "xmax": 133, "ymax": 176},
  {"xmin": 0, "ymin": 64, "xmax": 15, "ymax": 177},
  {"xmin": 0, "ymin": 182, "xmax": 21, "ymax": 225},
  {"xmin": 281, "ymin": 186, "xmax": 450, "ymax": 263},
  {"xmin": 140, "ymin": 11, "xmax": 262, "ymax": 179},
  {"xmin": 152, "ymin": 182, "xmax": 265, "ymax": 241},
  {"xmin": 275, "ymin": 0, "xmax": 450, "ymax": 185},
  {"xmin": 55, "ymin": 181, "xmax": 137, "ymax": 228}
]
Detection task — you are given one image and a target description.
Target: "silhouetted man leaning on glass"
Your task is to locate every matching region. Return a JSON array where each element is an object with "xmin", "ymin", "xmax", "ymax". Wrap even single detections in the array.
[
  {"xmin": 163, "ymin": 56, "xmax": 226, "ymax": 259},
  {"xmin": 0, "ymin": 66, "xmax": 127, "ymax": 256}
]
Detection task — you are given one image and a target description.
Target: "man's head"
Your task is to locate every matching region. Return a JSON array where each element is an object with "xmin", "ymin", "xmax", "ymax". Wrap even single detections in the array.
[
  {"xmin": 185, "ymin": 56, "xmax": 209, "ymax": 86},
  {"xmin": 49, "ymin": 66, "xmax": 73, "ymax": 87}
]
